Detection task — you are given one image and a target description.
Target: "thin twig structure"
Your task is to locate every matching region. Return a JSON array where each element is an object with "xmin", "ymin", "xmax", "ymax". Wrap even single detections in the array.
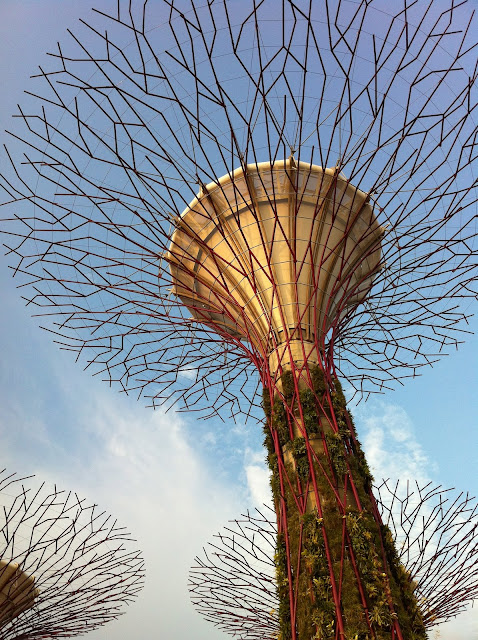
[
  {"xmin": 189, "ymin": 483, "xmax": 478, "ymax": 638},
  {"xmin": 0, "ymin": 469, "xmax": 144, "ymax": 639},
  {"xmin": 0, "ymin": 1, "xmax": 476, "ymax": 638}
]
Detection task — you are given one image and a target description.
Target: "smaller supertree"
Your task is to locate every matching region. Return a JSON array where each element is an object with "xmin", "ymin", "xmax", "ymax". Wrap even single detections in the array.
[
  {"xmin": 375, "ymin": 479, "xmax": 478, "ymax": 628},
  {"xmin": 189, "ymin": 482, "xmax": 478, "ymax": 639},
  {"xmin": 190, "ymin": 507, "xmax": 277, "ymax": 640},
  {"xmin": 0, "ymin": 468, "xmax": 144, "ymax": 639}
]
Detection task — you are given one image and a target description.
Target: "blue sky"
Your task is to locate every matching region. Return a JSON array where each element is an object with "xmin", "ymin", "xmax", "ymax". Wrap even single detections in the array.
[{"xmin": 0, "ymin": 2, "xmax": 476, "ymax": 639}]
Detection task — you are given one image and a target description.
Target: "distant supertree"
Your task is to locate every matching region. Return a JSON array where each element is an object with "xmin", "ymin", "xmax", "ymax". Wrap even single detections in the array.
[
  {"xmin": 189, "ymin": 482, "xmax": 478, "ymax": 638},
  {"xmin": 0, "ymin": 469, "xmax": 144, "ymax": 639},
  {"xmin": 1, "ymin": 1, "xmax": 477, "ymax": 638}
]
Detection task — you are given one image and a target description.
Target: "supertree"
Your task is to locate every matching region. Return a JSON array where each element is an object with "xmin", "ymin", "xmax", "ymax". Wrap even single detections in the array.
[
  {"xmin": 0, "ymin": 468, "xmax": 144, "ymax": 639},
  {"xmin": 189, "ymin": 482, "xmax": 478, "ymax": 638},
  {"xmin": 0, "ymin": 0, "xmax": 477, "ymax": 638}
]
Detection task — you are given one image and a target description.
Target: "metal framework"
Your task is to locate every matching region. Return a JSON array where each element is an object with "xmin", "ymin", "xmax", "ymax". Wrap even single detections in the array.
[
  {"xmin": 0, "ymin": 469, "xmax": 144, "ymax": 639},
  {"xmin": 0, "ymin": 1, "xmax": 476, "ymax": 638},
  {"xmin": 189, "ymin": 481, "xmax": 478, "ymax": 639}
]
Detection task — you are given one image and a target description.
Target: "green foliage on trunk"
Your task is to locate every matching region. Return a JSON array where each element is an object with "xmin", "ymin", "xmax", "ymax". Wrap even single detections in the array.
[
  {"xmin": 262, "ymin": 369, "xmax": 428, "ymax": 640},
  {"xmin": 291, "ymin": 437, "xmax": 309, "ymax": 479},
  {"xmin": 301, "ymin": 513, "xmax": 335, "ymax": 639},
  {"xmin": 299, "ymin": 387, "xmax": 317, "ymax": 435},
  {"xmin": 324, "ymin": 432, "xmax": 348, "ymax": 477},
  {"xmin": 273, "ymin": 396, "xmax": 291, "ymax": 445}
]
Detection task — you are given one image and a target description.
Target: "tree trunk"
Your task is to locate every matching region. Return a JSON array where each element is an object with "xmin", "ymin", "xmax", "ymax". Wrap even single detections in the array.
[{"xmin": 262, "ymin": 365, "xmax": 427, "ymax": 640}]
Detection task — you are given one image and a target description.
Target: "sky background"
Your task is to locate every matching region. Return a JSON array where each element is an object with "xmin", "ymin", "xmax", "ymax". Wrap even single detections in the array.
[{"xmin": 0, "ymin": 1, "xmax": 476, "ymax": 639}]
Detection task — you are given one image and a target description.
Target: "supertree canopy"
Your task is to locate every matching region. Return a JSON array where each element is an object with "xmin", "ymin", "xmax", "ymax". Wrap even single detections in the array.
[
  {"xmin": 0, "ymin": 469, "xmax": 144, "ymax": 639},
  {"xmin": 189, "ymin": 482, "xmax": 478, "ymax": 639},
  {"xmin": 0, "ymin": 1, "xmax": 477, "ymax": 638}
]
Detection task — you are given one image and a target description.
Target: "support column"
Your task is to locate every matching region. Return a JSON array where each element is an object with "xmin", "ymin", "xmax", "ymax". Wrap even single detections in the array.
[{"xmin": 262, "ymin": 362, "xmax": 427, "ymax": 640}]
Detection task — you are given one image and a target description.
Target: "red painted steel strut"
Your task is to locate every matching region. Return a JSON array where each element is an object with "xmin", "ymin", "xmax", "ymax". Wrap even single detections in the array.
[
  {"xmin": 189, "ymin": 480, "xmax": 478, "ymax": 638},
  {"xmin": 0, "ymin": 2, "xmax": 476, "ymax": 637},
  {"xmin": 261, "ymin": 351, "xmax": 423, "ymax": 639}
]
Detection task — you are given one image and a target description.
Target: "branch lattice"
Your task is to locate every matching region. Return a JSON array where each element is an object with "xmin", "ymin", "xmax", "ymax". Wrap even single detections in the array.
[
  {"xmin": 0, "ymin": 469, "xmax": 144, "ymax": 639},
  {"xmin": 0, "ymin": 0, "xmax": 476, "ymax": 419},
  {"xmin": 189, "ymin": 482, "xmax": 478, "ymax": 639}
]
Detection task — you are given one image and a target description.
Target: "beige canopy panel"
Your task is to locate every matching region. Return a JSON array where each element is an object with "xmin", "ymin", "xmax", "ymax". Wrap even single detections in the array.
[
  {"xmin": 168, "ymin": 158, "xmax": 383, "ymax": 363},
  {"xmin": 0, "ymin": 559, "xmax": 39, "ymax": 627}
]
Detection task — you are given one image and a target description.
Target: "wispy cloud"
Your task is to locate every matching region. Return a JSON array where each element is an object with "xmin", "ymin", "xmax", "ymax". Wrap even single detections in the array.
[
  {"xmin": 0, "ymin": 380, "xmax": 244, "ymax": 640},
  {"xmin": 0, "ymin": 285, "xmax": 472, "ymax": 640},
  {"xmin": 244, "ymin": 447, "xmax": 272, "ymax": 508},
  {"xmin": 355, "ymin": 401, "xmax": 475, "ymax": 638},
  {"xmin": 355, "ymin": 401, "xmax": 435, "ymax": 485},
  {"xmin": 430, "ymin": 610, "xmax": 478, "ymax": 640},
  {"xmin": 78, "ymin": 397, "xmax": 246, "ymax": 640}
]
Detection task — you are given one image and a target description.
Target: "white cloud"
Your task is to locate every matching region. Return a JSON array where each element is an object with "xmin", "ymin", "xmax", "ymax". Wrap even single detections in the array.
[
  {"xmin": 355, "ymin": 401, "xmax": 435, "ymax": 485},
  {"xmin": 201, "ymin": 430, "xmax": 217, "ymax": 445},
  {"xmin": 354, "ymin": 401, "xmax": 475, "ymax": 639},
  {"xmin": 243, "ymin": 447, "xmax": 272, "ymax": 508},
  {"xmin": 0, "ymin": 381, "xmax": 244, "ymax": 640},
  {"xmin": 0, "ymin": 340, "xmax": 473, "ymax": 640},
  {"xmin": 245, "ymin": 464, "xmax": 271, "ymax": 507},
  {"xmin": 76, "ymin": 397, "xmax": 245, "ymax": 640},
  {"xmin": 431, "ymin": 608, "xmax": 478, "ymax": 639},
  {"xmin": 178, "ymin": 366, "xmax": 198, "ymax": 381}
]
